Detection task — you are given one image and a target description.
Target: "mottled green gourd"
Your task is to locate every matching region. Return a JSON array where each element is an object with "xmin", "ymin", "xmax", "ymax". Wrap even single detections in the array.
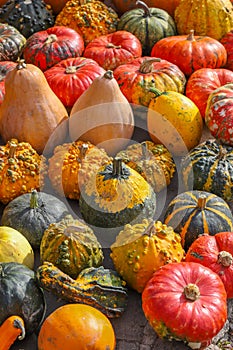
[
  {"xmin": 36, "ymin": 262, "xmax": 128, "ymax": 318},
  {"xmin": 79, "ymin": 158, "xmax": 157, "ymax": 232},
  {"xmin": 110, "ymin": 218, "xmax": 185, "ymax": 293},
  {"xmin": 40, "ymin": 214, "xmax": 104, "ymax": 279}
]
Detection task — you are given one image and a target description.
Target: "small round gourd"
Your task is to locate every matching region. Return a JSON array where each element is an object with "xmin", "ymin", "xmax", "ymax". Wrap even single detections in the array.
[
  {"xmin": 40, "ymin": 214, "xmax": 104, "ymax": 279},
  {"xmin": 1, "ymin": 190, "xmax": 69, "ymax": 248},
  {"xmin": 164, "ymin": 190, "xmax": 233, "ymax": 251},
  {"xmin": 110, "ymin": 218, "xmax": 185, "ymax": 293}
]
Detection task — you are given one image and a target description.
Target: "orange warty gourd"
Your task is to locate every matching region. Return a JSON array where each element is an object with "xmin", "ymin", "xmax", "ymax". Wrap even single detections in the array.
[{"xmin": 37, "ymin": 303, "xmax": 116, "ymax": 350}]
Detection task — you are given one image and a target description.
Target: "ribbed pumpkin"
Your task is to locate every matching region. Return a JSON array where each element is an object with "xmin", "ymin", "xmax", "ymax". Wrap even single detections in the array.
[
  {"xmin": 151, "ymin": 30, "xmax": 227, "ymax": 77},
  {"xmin": 117, "ymin": 0, "xmax": 177, "ymax": 55},
  {"xmin": 110, "ymin": 218, "xmax": 185, "ymax": 293},
  {"xmin": 221, "ymin": 29, "xmax": 233, "ymax": 71},
  {"xmin": 79, "ymin": 158, "xmax": 157, "ymax": 231},
  {"xmin": 0, "ymin": 23, "xmax": 26, "ymax": 61},
  {"xmin": 181, "ymin": 139, "xmax": 233, "ymax": 202},
  {"xmin": 116, "ymin": 141, "xmax": 176, "ymax": 193},
  {"xmin": 48, "ymin": 140, "xmax": 111, "ymax": 200},
  {"xmin": 174, "ymin": 0, "xmax": 233, "ymax": 41},
  {"xmin": 40, "ymin": 214, "xmax": 104, "ymax": 279},
  {"xmin": 113, "ymin": 57, "xmax": 186, "ymax": 107},
  {"xmin": 1, "ymin": 190, "xmax": 69, "ymax": 249},
  {"xmin": 0, "ymin": 0, "xmax": 55, "ymax": 38},
  {"xmin": 0, "ymin": 139, "xmax": 47, "ymax": 205},
  {"xmin": 185, "ymin": 231, "xmax": 233, "ymax": 298},
  {"xmin": 55, "ymin": 0, "xmax": 119, "ymax": 46},
  {"xmin": 164, "ymin": 190, "xmax": 233, "ymax": 251}
]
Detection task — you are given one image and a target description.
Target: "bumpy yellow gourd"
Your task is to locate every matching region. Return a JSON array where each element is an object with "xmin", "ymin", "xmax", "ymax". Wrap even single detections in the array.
[
  {"xmin": 147, "ymin": 89, "xmax": 203, "ymax": 156},
  {"xmin": 110, "ymin": 218, "xmax": 185, "ymax": 293}
]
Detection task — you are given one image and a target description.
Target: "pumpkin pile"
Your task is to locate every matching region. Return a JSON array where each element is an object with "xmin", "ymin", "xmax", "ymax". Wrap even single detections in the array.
[{"xmin": 1, "ymin": 0, "xmax": 233, "ymax": 349}]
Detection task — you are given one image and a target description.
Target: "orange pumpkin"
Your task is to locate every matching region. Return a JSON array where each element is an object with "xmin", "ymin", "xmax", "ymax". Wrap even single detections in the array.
[{"xmin": 37, "ymin": 303, "xmax": 116, "ymax": 350}]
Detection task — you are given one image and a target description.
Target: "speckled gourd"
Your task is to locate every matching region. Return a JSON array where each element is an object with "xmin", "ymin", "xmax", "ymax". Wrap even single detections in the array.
[{"xmin": 110, "ymin": 218, "xmax": 185, "ymax": 293}]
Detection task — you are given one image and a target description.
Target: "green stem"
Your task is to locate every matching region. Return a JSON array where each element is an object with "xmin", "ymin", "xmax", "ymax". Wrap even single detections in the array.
[
  {"xmin": 30, "ymin": 189, "xmax": 39, "ymax": 209},
  {"xmin": 136, "ymin": 0, "xmax": 151, "ymax": 16}
]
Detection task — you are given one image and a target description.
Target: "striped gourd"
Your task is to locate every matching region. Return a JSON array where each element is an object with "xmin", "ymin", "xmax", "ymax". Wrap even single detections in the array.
[
  {"xmin": 164, "ymin": 190, "xmax": 233, "ymax": 251},
  {"xmin": 181, "ymin": 139, "xmax": 233, "ymax": 202}
]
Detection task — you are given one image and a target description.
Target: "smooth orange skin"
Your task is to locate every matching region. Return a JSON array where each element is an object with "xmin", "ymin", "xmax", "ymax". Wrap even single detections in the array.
[{"xmin": 38, "ymin": 304, "xmax": 116, "ymax": 350}]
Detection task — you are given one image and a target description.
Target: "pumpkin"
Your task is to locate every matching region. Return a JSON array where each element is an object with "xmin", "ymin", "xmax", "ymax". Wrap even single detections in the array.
[
  {"xmin": 174, "ymin": 0, "xmax": 233, "ymax": 41},
  {"xmin": 185, "ymin": 68, "xmax": 233, "ymax": 118},
  {"xmin": 0, "ymin": 60, "xmax": 17, "ymax": 104},
  {"xmin": 0, "ymin": 60, "xmax": 69, "ymax": 154},
  {"xmin": 113, "ymin": 57, "xmax": 186, "ymax": 107},
  {"xmin": 205, "ymin": 83, "xmax": 233, "ymax": 146},
  {"xmin": 37, "ymin": 303, "xmax": 116, "ymax": 350},
  {"xmin": 79, "ymin": 158, "xmax": 157, "ymax": 234},
  {"xmin": 110, "ymin": 218, "xmax": 185, "ymax": 293},
  {"xmin": 220, "ymin": 29, "xmax": 233, "ymax": 71},
  {"xmin": 0, "ymin": 139, "xmax": 47, "ymax": 205},
  {"xmin": 47, "ymin": 140, "xmax": 111, "ymax": 200},
  {"xmin": 83, "ymin": 30, "xmax": 142, "ymax": 70},
  {"xmin": 0, "ymin": 261, "xmax": 46, "ymax": 334},
  {"xmin": 147, "ymin": 88, "xmax": 203, "ymax": 156},
  {"xmin": 117, "ymin": 0, "xmax": 177, "ymax": 56},
  {"xmin": 185, "ymin": 231, "xmax": 233, "ymax": 299},
  {"xmin": 112, "ymin": 0, "xmax": 181, "ymax": 17},
  {"xmin": 0, "ymin": 0, "xmax": 55, "ymax": 38},
  {"xmin": 1, "ymin": 189, "xmax": 69, "ymax": 249},
  {"xmin": 164, "ymin": 190, "xmax": 233, "ymax": 251},
  {"xmin": 0, "ymin": 23, "xmax": 26, "ymax": 61},
  {"xmin": 40, "ymin": 214, "xmax": 104, "ymax": 279},
  {"xmin": 69, "ymin": 70, "xmax": 135, "ymax": 156},
  {"xmin": 0, "ymin": 315, "xmax": 25, "ymax": 350},
  {"xmin": 55, "ymin": 0, "xmax": 119, "ymax": 46},
  {"xmin": 44, "ymin": 57, "xmax": 105, "ymax": 109},
  {"xmin": 0, "ymin": 226, "xmax": 34, "ymax": 269},
  {"xmin": 36, "ymin": 262, "xmax": 128, "ymax": 318},
  {"xmin": 116, "ymin": 141, "xmax": 176, "ymax": 193},
  {"xmin": 142, "ymin": 261, "xmax": 227, "ymax": 346},
  {"xmin": 181, "ymin": 139, "xmax": 233, "ymax": 202},
  {"xmin": 150, "ymin": 30, "xmax": 227, "ymax": 77},
  {"xmin": 23, "ymin": 26, "xmax": 85, "ymax": 72}
]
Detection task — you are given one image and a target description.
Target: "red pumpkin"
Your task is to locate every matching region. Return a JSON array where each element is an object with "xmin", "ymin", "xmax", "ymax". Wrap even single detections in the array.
[
  {"xmin": 83, "ymin": 30, "xmax": 142, "ymax": 70},
  {"xmin": 23, "ymin": 26, "xmax": 85, "ymax": 72},
  {"xmin": 205, "ymin": 83, "xmax": 233, "ymax": 145},
  {"xmin": 151, "ymin": 30, "xmax": 227, "ymax": 76},
  {"xmin": 220, "ymin": 29, "xmax": 233, "ymax": 71},
  {"xmin": 185, "ymin": 232, "xmax": 233, "ymax": 298},
  {"xmin": 142, "ymin": 262, "xmax": 227, "ymax": 345},
  {"xmin": 186, "ymin": 68, "xmax": 233, "ymax": 118},
  {"xmin": 44, "ymin": 57, "xmax": 106, "ymax": 108},
  {"xmin": 113, "ymin": 56, "xmax": 186, "ymax": 107}
]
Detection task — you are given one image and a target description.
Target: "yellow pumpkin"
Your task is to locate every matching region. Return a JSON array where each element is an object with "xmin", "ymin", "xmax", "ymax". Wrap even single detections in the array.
[
  {"xmin": 0, "ymin": 226, "xmax": 34, "ymax": 269},
  {"xmin": 147, "ymin": 88, "xmax": 203, "ymax": 156}
]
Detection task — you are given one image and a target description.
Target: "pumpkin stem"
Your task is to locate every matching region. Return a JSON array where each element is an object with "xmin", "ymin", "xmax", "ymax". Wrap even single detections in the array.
[
  {"xmin": 186, "ymin": 29, "xmax": 195, "ymax": 41},
  {"xmin": 197, "ymin": 195, "xmax": 207, "ymax": 210},
  {"xmin": 30, "ymin": 189, "xmax": 39, "ymax": 209},
  {"xmin": 104, "ymin": 70, "xmax": 114, "ymax": 80},
  {"xmin": 106, "ymin": 43, "xmax": 122, "ymax": 49},
  {"xmin": 65, "ymin": 62, "xmax": 87, "ymax": 74},
  {"xmin": 8, "ymin": 140, "xmax": 18, "ymax": 158},
  {"xmin": 80, "ymin": 143, "xmax": 89, "ymax": 158},
  {"xmin": 218, "ymin": 251, "xmax": 233, "ymax": 267},
  {"xmin": 136, "ymin": 0, "xmax": 151, "ymax": 16},
  {"xmin": 13, "ymin": 317, "xmax": 26, "ymax": 341},
  {"xmin": 44, "ymin": 34, "xmax": 57, "ymax": 45},
  {"xmin": 144, "ymin": 219, "xmax": 155, "ymax": 236},
  {"xmin": 184, "ymin": 283, "xmax": 200, "ymax": 301},
  {"xmin": 139, "ymin": 58, "xmax": 161, "ymax": 74},
  {"xmin": 141, "ymin": 141, "xmax": 150, "ymax": 159},
  {"xmin": 112, "ymin": 157, "xmax": 123, "ymax": 176},
  {"xmin": 219, "ymin": 145, "xmax": 228, "ymax": 159},
  {"xmin": 148, "ymin": 87, "xmax": 163, "ymax": 97},
  {"xmin": 16, "ymin": 59, "xmax": 27, "ymax": 70}
]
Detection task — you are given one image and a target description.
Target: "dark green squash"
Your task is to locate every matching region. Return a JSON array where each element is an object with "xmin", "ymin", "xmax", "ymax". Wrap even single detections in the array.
[
  {"xmin": 164, "ymin": 190, "xmax": 233, "ymax": 251},
  {"xmin": 0, "ymin": 23, "xmax": 26, "ymax": 61},
  {"xmin": 0, "ymin": 0, "xmax": 54, "ymax": 38},
  {"xmin": 40, "ymin": 214, "xmax": 104, "ymax": 279},
  {"xmin": 0, "ymin": 261, "xmax": 46, "ymax": 334},
  {"xmin": 117, "ymin": 0, "xmax": 177, "ymax": 55},
  {"xmin": 79, "ymin": 157, "xmax": 157, "ymax": 230},
  {"xmin": 1, "ymin": 189, "xmax": 69, "ymax": 249},
  {"xmin": 181, "ymin": 139, "xmax": 233, "ymax": 202},
  {"xmin": 36, "ymin": 261, "xmax": 128, "ymax": 318}
]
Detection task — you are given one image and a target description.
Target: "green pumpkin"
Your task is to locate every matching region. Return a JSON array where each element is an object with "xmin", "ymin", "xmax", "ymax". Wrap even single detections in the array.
[
  {"xmin": 1, "ymin": 189, "xmax": 69, "ymax": 249},
  {"xmin": 0, "ymin": 261, "xmax": 46, "ymax": 334},
  {"xmin": 79, "ymin": 158, "xmax": 157, "ymax": 233},
  {"xmin": 181, "ymin": 139, "xmax": 233, "ymax": 202},
  {"xmin": 117, "ymin": 0, "xmax": 177, "ymax": 55}
]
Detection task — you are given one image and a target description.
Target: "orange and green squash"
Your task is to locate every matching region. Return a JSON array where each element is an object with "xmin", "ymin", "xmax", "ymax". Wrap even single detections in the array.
[{"xmin": 0, "ymin": 315, "xmax": 25, "ymax": 350}]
